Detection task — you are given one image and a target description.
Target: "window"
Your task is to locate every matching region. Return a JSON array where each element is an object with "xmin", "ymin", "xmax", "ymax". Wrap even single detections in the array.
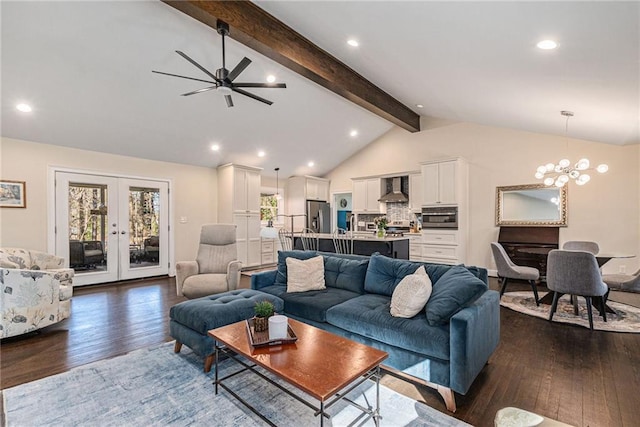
[{"xmin": 260, "ymin": 193, "xmax": 280, "ymax": 223}]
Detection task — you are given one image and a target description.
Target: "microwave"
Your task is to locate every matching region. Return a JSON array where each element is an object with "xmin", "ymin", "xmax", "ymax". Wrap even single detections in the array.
[{"xmin": 421, "ymin": 206, "xmax": 458, "ymax": 229}]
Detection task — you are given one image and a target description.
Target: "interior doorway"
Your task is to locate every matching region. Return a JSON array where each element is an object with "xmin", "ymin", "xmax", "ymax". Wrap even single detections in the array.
[
  {"xmin": 332, "ymin": 193, "xmax": 353, "ymax": 232},
  {"xmin": 54, "ymin": 171, "xmax": 170, "ymax": 286}
]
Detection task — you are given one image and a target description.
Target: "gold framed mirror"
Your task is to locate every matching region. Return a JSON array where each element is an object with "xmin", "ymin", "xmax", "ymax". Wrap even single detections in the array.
[{"xmin": 496, "ymin": 183, "xmax": 567, "ymax": 226}]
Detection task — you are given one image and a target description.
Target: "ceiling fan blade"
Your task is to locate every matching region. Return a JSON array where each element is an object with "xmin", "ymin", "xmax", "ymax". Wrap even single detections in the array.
[
  {"xmin": 175, "ymin": 50, "xmax": 220, "ymax": 82},
  {"xmin": 231, "ymin": 87, "xmax": 273, "ymax": 105},
  {"xmin": 232, "ymin": 83, "xmax": 287, "ymax": 89},
  {"xmin": 225, "ymin": 95, "xmax": 234, "ymax": 108},
  {"xmin": 181, "ymin": 86, "xmax": 217, "ymax": 96},
  {"xmin": 152, "ymin": 70, "xmax": 216, "ymax": 85},
  {"xmin": 227, "ymin": 57, "xmax": 252, "ymax": 82}
]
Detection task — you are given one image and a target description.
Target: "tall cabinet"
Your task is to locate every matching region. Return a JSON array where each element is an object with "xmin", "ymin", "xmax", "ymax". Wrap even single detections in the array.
[
  {"xmin": 419, "ymin": 158, "xmax": 468, "ymax": 265},
  {"xmin": 217, "ymin": 163, "xmax": 262, "ymax": 269}
]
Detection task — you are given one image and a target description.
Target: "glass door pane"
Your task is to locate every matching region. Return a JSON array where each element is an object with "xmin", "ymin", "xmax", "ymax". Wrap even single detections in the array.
[
  {"xmin": 55, "ymin": 172, "xmax": 119, "ymax": 285},
  {"xmin": 127, "ymin": 186, "xmax": 160, "ymax": 269},
  {"xmin": 119, "ymin": 179, "xmax": 168, "ymax": 280}
]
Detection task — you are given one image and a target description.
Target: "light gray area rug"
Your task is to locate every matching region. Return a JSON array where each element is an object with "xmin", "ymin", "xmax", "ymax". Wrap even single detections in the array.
[
  {"xmin": 3, "ymin": 342, "xmax": 470, "ymax": 426},
  {"xmin": 501, "ymin": 291, "xmax": 640, "ymax": 332}
]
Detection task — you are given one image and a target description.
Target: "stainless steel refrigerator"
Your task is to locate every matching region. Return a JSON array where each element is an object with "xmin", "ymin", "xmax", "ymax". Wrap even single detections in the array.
[{"xmin": 306, "ymin": 200, "xmax": 331, "ymax": 233}]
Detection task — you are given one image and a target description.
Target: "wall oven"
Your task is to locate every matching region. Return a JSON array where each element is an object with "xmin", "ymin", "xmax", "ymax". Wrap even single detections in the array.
[{"xmin": 421, "ymin": 206, "xmax": 458, "ymax": 229}]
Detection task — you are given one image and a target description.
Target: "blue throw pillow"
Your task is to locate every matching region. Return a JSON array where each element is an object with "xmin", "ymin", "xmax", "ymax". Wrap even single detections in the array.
[
  {"xmin": 322, "ymin": 255, "xmax": 369, "ymax": 293},
  {"xmin": 425, "ymin": 265, "xmax": 488, "ymax": 326},
  {"xmin": 363, "ymin": 254, "xmax": 458, "ymax": 297},
  {"xmin": 274, "ymin": 250, "xmax": 318, "ymax": 286}
]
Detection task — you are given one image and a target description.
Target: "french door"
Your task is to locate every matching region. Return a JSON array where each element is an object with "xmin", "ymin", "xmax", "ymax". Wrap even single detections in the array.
[{"xmin": 54, "ymin": 172, "xmax": 169, "ymax": 286}]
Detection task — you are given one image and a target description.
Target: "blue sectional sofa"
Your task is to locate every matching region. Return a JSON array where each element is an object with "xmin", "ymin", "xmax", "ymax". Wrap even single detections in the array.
[{"xmin": 251, "ymin": 251, "xmax": 500, "ymax": 412}]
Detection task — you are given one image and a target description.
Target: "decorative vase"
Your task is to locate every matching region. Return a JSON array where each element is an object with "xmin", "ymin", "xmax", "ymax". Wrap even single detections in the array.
[
  {"xmin": 254, "ymin": 316, "xmax": 269, "ymax": 332},
  {"xmin": 377, "ymin": 228, "xmax": 385, "ymax": 238}
]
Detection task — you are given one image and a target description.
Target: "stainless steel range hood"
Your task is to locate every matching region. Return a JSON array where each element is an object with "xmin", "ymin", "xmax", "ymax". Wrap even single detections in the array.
[{"xmin": 378, "ymin": 177, "xmax": 409, "ymax": 203}]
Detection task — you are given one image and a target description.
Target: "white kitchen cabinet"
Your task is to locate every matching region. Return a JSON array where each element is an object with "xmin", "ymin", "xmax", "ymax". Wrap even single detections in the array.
[
  {"xmin": 287, "ymin": 176, "xmax": 330, "ymax": 231},
  {"xmin": 232, "ymin": 167, "xmax": 260, "ymax": 213},
  {"xmin": 234, "ymin": 213, "xmax": 261, "ymax": 268},
  {"xmin": 408, "ymin": 234, "xmax": 423, "ymax": 262},
  {"xmin": 218, "ymin": 164, "xmax": 263, "ymax": 268},
  {"xmin": 305, "ymin": 178, "xmax": 329, "ymax": 201},
  {"xmin": 261, "ymin": 238, "xmax": 277, "ymax": 265},
  {"xmin": 408, "ymin": 173, "xmax": 423, "ymax": 212},
  {"xmin": 352, "ymin": 178, "xmax": 382, "ymax": 213},
  {"xmin": 421, "ymin": 159, "xmax": 465, "ymax": 205},
  {"xmin": 420, "ymin": 229, "xmax": 465, "ymax": 265}
]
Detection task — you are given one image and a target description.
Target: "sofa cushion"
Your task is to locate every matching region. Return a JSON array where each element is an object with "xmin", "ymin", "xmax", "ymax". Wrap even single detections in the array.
[
  {"xmin": 326, "ymin": 294, "xmax": 450, "ymax": 361},
  {"xmin": 274, "ymin": 250, "xmax": 318, "ymax": 286},
  {"xmin": 280, "ymin": 288, "xmax": 362, "ymax": 323},
  {"xmin": 364, "ymin": 254, "xmax": 452, "ymax": 297},
  {"xmin": 286, "ymin": 256, "xmax": 326, "ymax": 293},
  {"xmin": 390, "ymin": 265, "xmax": 433, "ymax": 318},
  {"xmin": 321, "ymin": 254, "xmax": 369, "ymax": 293},
  {"xmin": 425, "ymin": 265, "xmax": 489, "ymax": 326}
]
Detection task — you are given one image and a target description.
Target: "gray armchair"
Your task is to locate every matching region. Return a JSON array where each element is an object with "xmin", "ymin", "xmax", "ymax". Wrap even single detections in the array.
[
  {"xmin": 562, "ymin": 240, "xmax": 599, "ymax": 254},
  {"xmin": 490, "ymin": 242, "xmax": 540, "ymax": 305},
  {"xmin": 546, "ymin": 249, "xmax": 609, "ymax": 330},
  {"xmin": 175, "ymin": 224, "xmax": 242, "ymax": 299}
]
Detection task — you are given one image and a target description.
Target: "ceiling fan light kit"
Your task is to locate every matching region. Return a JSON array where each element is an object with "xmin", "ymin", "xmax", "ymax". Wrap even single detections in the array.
[{"xmin": 152, "ymin": 19, "xmax": 286, "ymax": 107}]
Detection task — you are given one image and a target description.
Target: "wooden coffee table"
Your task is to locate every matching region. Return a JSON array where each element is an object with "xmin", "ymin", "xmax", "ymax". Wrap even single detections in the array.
[{"xmin": 208, "ymin": 318, "xmax": 388, "ymax": 426}]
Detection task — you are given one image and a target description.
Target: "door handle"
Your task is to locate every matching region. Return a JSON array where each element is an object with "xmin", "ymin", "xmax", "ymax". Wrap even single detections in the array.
[
  {"xmin": 121, "ymin": 231, "xmax": 126, "ymax": 235},
  {"xmin": 111, "ymin": 231, "xmax": 117, "ymax": 235}
]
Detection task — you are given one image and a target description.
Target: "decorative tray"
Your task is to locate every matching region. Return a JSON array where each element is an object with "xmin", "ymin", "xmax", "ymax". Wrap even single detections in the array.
[{"xmin": 245, "ymin": 318, "xmax": 298, "ymax": 347}]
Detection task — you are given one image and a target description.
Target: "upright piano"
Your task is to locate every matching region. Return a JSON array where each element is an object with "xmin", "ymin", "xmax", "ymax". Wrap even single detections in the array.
[{"xmin": 498, "ymin": 226, "xmax": 559, "ymax": 279}]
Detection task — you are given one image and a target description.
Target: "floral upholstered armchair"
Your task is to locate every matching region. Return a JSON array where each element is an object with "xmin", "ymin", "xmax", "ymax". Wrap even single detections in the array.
[{"xmin": 0, "ymin": 248, "xmax": 74, "ymax": 338}]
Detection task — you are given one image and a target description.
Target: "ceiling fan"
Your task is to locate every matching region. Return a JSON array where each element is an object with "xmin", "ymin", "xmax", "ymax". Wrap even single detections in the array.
[{"xmin": 152, "ymin": 20, "xmax": 286, "ymax": 107}]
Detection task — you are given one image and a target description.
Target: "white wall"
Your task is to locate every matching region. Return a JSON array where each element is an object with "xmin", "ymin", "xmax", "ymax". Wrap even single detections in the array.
[
  {"xmin": 325, "ymin": 120, "xmax": 640, "ymax": 274},
  {"xmin": 0, "ymin": 138, "xmax": 217, "ymax": 270}
]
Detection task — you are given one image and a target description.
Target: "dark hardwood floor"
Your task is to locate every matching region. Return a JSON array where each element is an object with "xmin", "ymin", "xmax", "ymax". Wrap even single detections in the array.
[{"xmin": 1, "ymin": 276, "xmax": 639, "ymax": 426}]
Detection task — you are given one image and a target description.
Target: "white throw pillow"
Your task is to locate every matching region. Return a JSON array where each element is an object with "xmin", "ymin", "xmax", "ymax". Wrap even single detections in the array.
[
  {"xmin": 390, "ymin": 266, "xmax": 433, "ymax": 318},
  {"xmin": 286, "ymin": 256, "xmax": 326, "ymax": 293}
]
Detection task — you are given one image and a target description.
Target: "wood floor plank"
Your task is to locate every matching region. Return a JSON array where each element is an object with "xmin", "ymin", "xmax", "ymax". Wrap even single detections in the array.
[{"xmin": 1, "ymin": 276, "xmax": 639, "ymax": 426}]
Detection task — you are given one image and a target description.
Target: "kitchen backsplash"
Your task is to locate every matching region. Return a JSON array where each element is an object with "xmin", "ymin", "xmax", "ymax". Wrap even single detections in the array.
[{"xmin": 358, "ymin": 203, "xmax": 419, "ymax": 222}]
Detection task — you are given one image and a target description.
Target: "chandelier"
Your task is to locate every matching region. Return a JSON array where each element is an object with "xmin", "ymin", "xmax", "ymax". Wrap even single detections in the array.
[{"xmin": 535, "ymin": 111, "xmax": 608, "ymax": 187}]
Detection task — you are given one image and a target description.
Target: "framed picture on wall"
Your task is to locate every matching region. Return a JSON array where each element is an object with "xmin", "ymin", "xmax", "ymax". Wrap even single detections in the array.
[{"xmin": 0, "ymin": 180, "xmax": 26, "ymax": 208}]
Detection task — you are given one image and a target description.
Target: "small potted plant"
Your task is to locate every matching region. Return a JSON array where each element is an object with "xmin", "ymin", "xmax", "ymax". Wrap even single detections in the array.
[
  {"xmin": 374, "ymin": 216, "xmax": 388, "ymax": 238},
  {"xmin": 253, "ymin": 300, "xmax": 275, "ymax": 332}
]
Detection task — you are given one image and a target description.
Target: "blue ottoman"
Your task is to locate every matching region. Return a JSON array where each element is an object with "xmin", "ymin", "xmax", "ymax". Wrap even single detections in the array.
[{"xmin": 169, "ymin": 289, "xmax": 284, "ymax": 372}]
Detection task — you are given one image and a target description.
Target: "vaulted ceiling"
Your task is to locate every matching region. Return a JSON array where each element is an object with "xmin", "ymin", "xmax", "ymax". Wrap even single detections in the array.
[{"xmin": 2, "ymin": 1, "xmax": 638, "ymax": 180}]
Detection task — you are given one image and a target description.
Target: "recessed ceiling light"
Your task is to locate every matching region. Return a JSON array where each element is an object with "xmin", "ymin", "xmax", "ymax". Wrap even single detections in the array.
[
  {"xmin": 16, "ymin": 103, "xmax": 32, "ymax": 113},
  {"xmin": 350, "ymin": 130, "xmax": 358, "ymax": 137},
  {"xmin": 308, "ymin": 161, "xmax": 315, "ymax": 167},
  {"xmin": 258, "ymin": 150, "xmax": 266, "ymax": 157},
  {"xmin": 266, "ymin": 75, "xmax": 276, "ymax": 83},
  {"xmin": 210, "ymin": 144, "xmax": 220, "ymax": 151},
  {"xmin": 416, "ymin": 104, "xmax": 424, "ymax": 109},
  {"xmin": 536, "ymin": 40, "xmax": 557, "ymax": 50},
  {"xmin": 347, "ymin": 39, "xmax": 359, "ymax": 47}
]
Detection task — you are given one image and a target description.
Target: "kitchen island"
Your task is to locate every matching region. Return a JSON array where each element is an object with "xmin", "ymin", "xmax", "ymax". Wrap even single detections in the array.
[{"xmin": 293, "ymin": 233, "xmax": 409, "ymax": 259}]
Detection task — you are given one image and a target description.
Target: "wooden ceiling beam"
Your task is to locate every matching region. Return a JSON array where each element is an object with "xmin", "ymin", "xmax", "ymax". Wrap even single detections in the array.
[{"xmin": 162, "ymin": 0, "xmax": 420, "ymax": 132}]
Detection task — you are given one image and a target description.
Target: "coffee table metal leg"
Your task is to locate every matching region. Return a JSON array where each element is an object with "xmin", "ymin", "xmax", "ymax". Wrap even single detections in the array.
[
  {"xmin": 375, "ymin": 365, "xmax": 381, "ymax": 426},
  {"xmin": 320, "ymin": 401, "xmax": 324, "ymax": 427},
  {"xmin": 214, "ymin": 344, "xmax": 219, "ymax": 395}
]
